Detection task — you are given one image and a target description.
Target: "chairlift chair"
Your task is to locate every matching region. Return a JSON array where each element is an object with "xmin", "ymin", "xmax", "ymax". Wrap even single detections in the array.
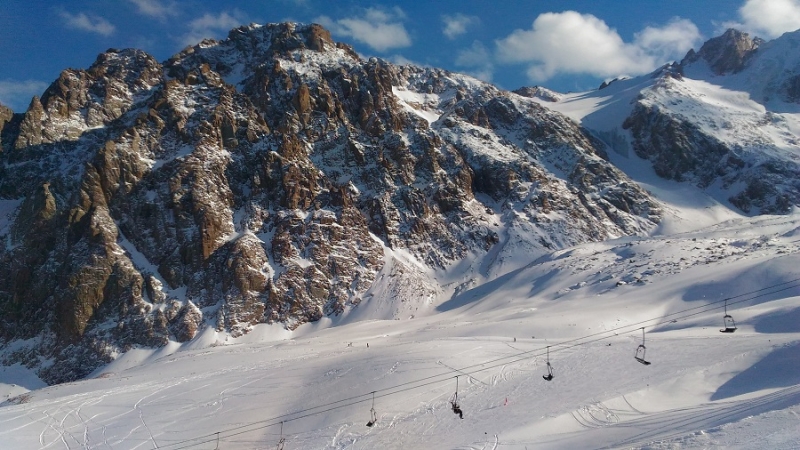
[
  {"xmin": 542, "ymin": 346, "xmax": 554, "ymax": 381},
  {"xmin": 720, "ymin": 300, "xmax": 737, "ymax": 333},
  {"xmin": 450, "ymin": 376, "xmax": 464, "ymax": 419},
  {"xmin": 634, "ymin": 327, "xmax": 651, "ymax": 365},
  {"xmin": 276, "ymin": 422, "xmax": 285, "ymax": 450},
  {"xmin": 366, "ymin": 392, "xmax": 378, "ymax": 427}
]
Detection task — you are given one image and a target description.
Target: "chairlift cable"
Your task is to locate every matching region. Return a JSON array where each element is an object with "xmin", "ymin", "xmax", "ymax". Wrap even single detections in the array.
[{"xmin": 156, "ymin": 276, "xmax": 800, "ymax": 449}]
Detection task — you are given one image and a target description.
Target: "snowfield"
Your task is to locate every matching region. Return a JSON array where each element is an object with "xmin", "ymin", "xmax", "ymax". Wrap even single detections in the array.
[{"xmin": 1, "ymin": 191, "xmax": 799, "ymax": 449}]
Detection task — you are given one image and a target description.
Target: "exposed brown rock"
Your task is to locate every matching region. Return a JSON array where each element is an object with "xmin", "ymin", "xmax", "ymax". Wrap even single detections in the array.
[
  {"xmin": 681, "ymin": 29, "xmax": 761, "ymax": 75},
  {"xmin": 0, "ymin": 22, "xmax": 665, "ymax": 385}
]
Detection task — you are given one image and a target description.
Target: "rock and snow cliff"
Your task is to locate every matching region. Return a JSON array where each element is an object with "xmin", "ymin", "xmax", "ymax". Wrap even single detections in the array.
[
  {"xmin": 528, "ymin": 28, "xmax": 800, "ymax": 215},
  {"xmin": 4, "ymin": 23, "xmax": 800, "ymax": 385},
  {"xmin": 0, "ymin": 23, "xmax": 663, "ymax": 384}
]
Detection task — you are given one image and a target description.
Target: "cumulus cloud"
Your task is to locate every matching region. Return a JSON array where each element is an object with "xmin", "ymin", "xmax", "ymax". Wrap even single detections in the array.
[
  {"xmin": 635, "ymin": 18, "xmax": 703, "ymax": 65},
  {"xmin": 455, "ymin": 41, "xmax": 493, "ymax": 82},
  {"xmin": 495, "ymin": 11, "xmax": 700, "ymax": 83},
  {"xmin": 442, "ymin": 13, "xmax": 479, "ymax": 40},
  {"xmin": 0, "ymin": 80, "xmax": 49, "ymax": 112},
  {"xmin": 59, "ymin": 11, "xmax": 115, "ymax": 36},
  {"xmin": 128, "ymin": 0, "xmax": 179, "ymax": 19},
  {"xmin": 180, "ymin": 10, "xmax": 248, "ymax": 47},
  {"xmin": 722, "ymin": 0, "xmax": 800, "ymax": 39},
  {"xmin": 315, "ymin": 7, "xmax": 411, "ymax": 52}
]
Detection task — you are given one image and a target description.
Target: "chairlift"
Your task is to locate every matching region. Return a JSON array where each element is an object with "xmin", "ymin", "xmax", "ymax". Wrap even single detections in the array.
[
  {"xmin": 366, "ymin": 392, "xmax": 378, "ymax": 427},
  {"xmin": 450, "ymin": 376, "xmax": 464, "ymax": 419},
  {"xmin": 542, "ymin": 346, "xmax": 554, "ymax": 381},
  {"xmin": 276, "ymin": 422, "xmax": 285, "ymax": 450},
  {"xmin": 634, "ymin": 327, "xmax": 651, "ymax": 365},
  {"xmin": 720, "ymin": 300, "xmax": 737, "ymax": 333}
]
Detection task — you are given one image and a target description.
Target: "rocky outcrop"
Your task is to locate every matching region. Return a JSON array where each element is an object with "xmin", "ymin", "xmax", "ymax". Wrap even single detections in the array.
[
  {"xmin": 0, "ymin": 102, "xmax": 12, "ymax": 137},
  {"xmin": 623, "ymin": 99, "xmax": 797, "ymax": 214},
  {"xmin": 512, "ymin": 86, "xmax": 561, "ymax": 102},
  {"xmin": 680, "ymin": 29, "xmax": 761, "ymax": 75},
  {"xmin": 0, "ymin": 23, "xmax": 662, "ymax": 384}
]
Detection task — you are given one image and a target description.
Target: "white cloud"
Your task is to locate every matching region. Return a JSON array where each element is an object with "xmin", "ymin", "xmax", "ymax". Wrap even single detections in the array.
[
  {"xmin": 388, "ymin": 54, "xmax": 419, "ymax": 66},
  {"xmin": 180, "ymin": 10, "xmax": 249, "ymax": 47},
  {"xmin": 722, "ymin": 0, "xmax": 800, "ymax": 39},
  {"xmin": 455, "ymin": 41, "xmax": 493, "ymax": 82},
  {"xmin": 129, "ymin": 0, "xmax": 179, "ymax": 19},
  {"xmin": 315, "ymin": 7, "xmax": 411, "ymax": 52},
  {"xmin": 442, "ymin": 14, "xmax": 479, "ymax": 40},
  {"xmin": 495, "ymin": 11, "xmax": 700, "ymax": 83},
  {"xmin": 0, "ymin": 80, "xmax": 49, "ymax": 112},
  {"xmin": 635, "ymin": 18, "xmax": 702, "ymax": 64},
  {"xmin": 59, "ymin": 11, "xmax": 115, "ymax": 36}
]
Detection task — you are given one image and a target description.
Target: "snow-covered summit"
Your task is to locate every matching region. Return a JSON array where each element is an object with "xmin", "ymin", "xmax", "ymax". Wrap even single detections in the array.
[{"xmin": 528, "ymin": 28, "xmax": 800, "ymax": 215}]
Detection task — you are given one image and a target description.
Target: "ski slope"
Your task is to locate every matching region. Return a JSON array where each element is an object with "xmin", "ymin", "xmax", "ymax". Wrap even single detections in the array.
[
  {"xmin": 1, "ymin": 204, "xmax": 800, "ymax": 449},
  {"xmin": 4, "ymin": 23, "xmax": 800, "ymax": 450}
]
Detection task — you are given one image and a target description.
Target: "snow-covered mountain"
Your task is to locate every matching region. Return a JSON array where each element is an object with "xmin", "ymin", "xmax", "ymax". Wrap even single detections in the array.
[
  {"xmin": 525, "ymin": 29, "xmax": 800, "ymax": 215},
  {"xmin": 0, "ymin": 23, "xmax": 664, "ymax": 384},
  {"xmin": 0, "ymin": 23, "xmax": 799, "ymax": 449},
  {"xmin": 1, "ymin": 196, "xmax": 798, "ymax": 449}
]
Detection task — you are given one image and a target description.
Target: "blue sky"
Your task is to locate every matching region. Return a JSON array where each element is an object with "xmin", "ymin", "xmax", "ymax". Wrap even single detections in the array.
[{"xmin": 1, "ymin": 0, "xmax": 799, "ymax": 112}]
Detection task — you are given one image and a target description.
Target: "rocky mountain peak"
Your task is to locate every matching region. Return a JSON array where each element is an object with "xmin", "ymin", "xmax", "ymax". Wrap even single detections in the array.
[
  {"xmin": 0, "ymin": 101, "xmax": 13, "ymax": 144},
  {"xmin": 681, "ymin": 28, "xmax": 762, "ymax": 75},
  {"xmin": 12, "ymin": 47, "xmax": 162, "ymax": 152},
  {"xmin": 167, "ymin": 22, "xmax": 357, "ymax": 82},
  {"xmin": 0, "ymin": 21, "xmax": 663, "ymax": 384},
  {"xmin": 512, "ymin": 86, "xmax": 562, "ymax": 102}
]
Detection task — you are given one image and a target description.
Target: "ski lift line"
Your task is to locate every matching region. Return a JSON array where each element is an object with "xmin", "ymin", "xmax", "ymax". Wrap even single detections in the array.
[
  {"xmin": 167, "ymin": 376, "xmax": 463, "ymax": 450},
  {"xmin": 156, "ymin": 387, "xmax": 384, "ymax": 447},
  {"xmin": 432, "ymin": 280, "xmax": 800, "ymax": 381},
  {"xmin": 458, "ymin": 279, "xmax": 796, "ymax": 375},
  {"xmin": 161, "ymin": 282, "xmax": 799, "ymax": 450},
  {"xmin": 161, "ymin": 372, "xmax": 469, "ymax": 449},
  {"xmin": 162, "ymin": 308, "xmax": 741, "ymax": 450},
  {"xmin": 158, "ymin": 376, "xmax": 463, "ymax": 449},
  {"xmin": 159, "ymin": 278, "xmax": 800, "ymax": 449},
  {"xmin": 156, "ymin": 277, "xmax": 800, "ymax": 449},
  {"xmin": 437, "ymin": 360, "xmax": 490, "ymax": 386}
]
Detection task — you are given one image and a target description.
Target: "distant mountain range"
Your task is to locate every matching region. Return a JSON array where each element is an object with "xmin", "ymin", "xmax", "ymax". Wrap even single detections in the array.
[{"xmin": 0, "ymin": 23, "xmax": 796, "ymax": 384}]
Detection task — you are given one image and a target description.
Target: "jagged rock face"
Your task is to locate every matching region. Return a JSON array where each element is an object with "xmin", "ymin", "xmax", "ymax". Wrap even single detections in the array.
[
  {"xmin": 0, "ymin": 23, "xmax": 661, "ymax": 384},
  {"xmin": 0, "ymin": 102, "xmax": 12, "ymax": 136},
  {"xmin": 680, "ymin": 29, "xmax": 761, "ymax": 75},
  {"xmin": 622, "ymin": 79, "xmax": 797, "ymax": 214},
  {"xmin": 623, "ymin": 102, "xmax": 730, "ymax": 183},
  {"xmin": 513, "ymin": 86, "xmax": 561, "ymax": 102}
]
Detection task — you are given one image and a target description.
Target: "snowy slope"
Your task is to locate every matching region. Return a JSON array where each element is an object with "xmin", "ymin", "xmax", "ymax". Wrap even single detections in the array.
[
  {"xmin": 526, "ymin": 30, "xmax": 800, "ymax": 216},
  {"xmin": 1, "ymin": 200, "xmax": 798, "ymax": 449}
]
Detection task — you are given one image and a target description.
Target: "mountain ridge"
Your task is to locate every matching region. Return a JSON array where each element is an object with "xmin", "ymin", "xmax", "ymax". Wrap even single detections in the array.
[
  {"xmin": 1, "ymin": 22, "xmax": 797, "ymax": 385},
  {"xmin": 0, "ymin": 22, "xmax": 662, "ymax": 384}
]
